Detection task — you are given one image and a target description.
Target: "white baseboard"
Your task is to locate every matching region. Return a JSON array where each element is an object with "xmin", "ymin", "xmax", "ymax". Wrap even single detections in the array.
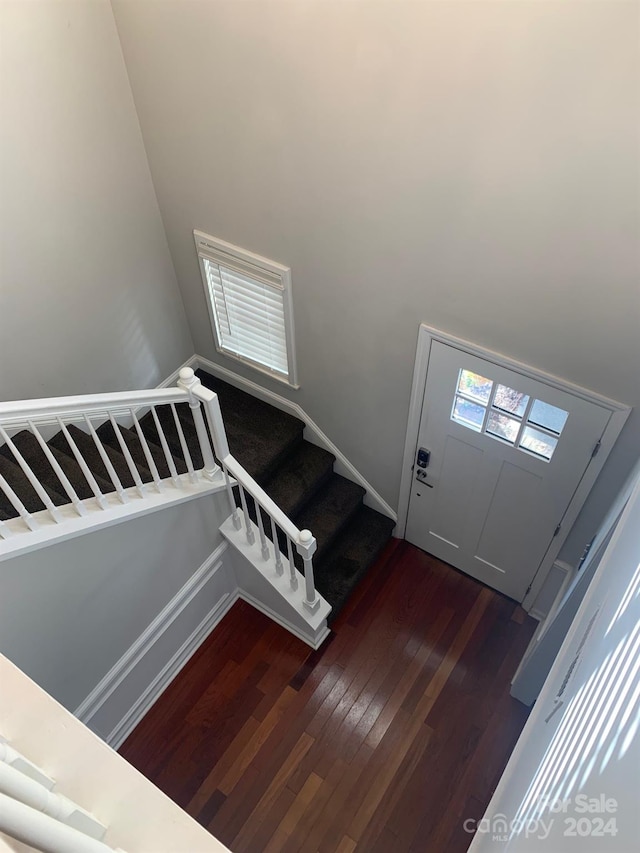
[
  {"xmin": 74, "ymin": 540, "xmax": 236, "ymax": 749},
  {"xmin": 106, "ymin": 590, "xmax": 238, "ymax": 750},
  {"xmin": 527, "ymin": 560, "xmax": 574, "ymax": 623},
  {"xmin": 194, "ymin": 355, "xmax": 397, "ymax": 523},
  {"xmin": 239, "ymin": 591, "xmax": 330, "ymax": 650}
]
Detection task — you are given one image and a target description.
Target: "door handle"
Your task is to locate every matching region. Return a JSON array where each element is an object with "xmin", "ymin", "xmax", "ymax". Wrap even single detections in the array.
[{"xmin": 415, "ymin": 469, "xmax": 433, "ymax": 487}]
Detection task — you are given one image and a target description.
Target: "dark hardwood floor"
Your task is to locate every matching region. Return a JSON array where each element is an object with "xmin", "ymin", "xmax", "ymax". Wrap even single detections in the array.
[{"xmin": 120, "ymin": 540, "xmax": 537, "ymax": 852}]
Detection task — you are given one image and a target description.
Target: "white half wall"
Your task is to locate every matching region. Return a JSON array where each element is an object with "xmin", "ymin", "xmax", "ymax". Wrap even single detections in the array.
[
  {"xmin": 76, "ymin": 539, "xmax": 237, "ymax": 748},
  {"xmin": 469, "ymin": 471, "xmax": 640, "ymax": 852},
  {"xmin": 0, "ymin": 0, "xmax": 194, "ymax": 401},
  {"xmin": 112, "ymin": 0, "xmax": 640, "ymax": 565},
  {"xmin": 0, "ymin": 492, "xmax": 231, "ymax": 714},
  {"xmin": 0, "ymin": 654, "xmax": 230, "ymax": 852}
]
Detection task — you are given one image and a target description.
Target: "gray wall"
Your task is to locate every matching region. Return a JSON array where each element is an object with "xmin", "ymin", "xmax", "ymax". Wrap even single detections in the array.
[
  {"xmin": 0, "ymin": 0, "xmax": 194, "ymax": 401},
  {"xmin": 0, "ymin": 492, "xmax": 229, "ymax": 711},
  {"xmin": 112, "ymin": 0, "xmax": 639, "ymax": 564}
]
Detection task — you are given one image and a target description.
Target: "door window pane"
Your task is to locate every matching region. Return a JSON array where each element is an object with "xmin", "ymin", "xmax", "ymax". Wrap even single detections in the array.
[
  {"xmin": 493, "ymin": 384, "xmax": 529, "ymax": 417},
  {"xmin": 450, "ymin": 368, "xmax": 566, "ymax": 462},
  {"xmin": 520, "ymin": 427, "xmax": 558, "ymax": 460},
  {"xmin": 452, "ymin": 396, "xmax": 486, "ymax": 431},
  {"xmin": 457, "ymin": 370, "xmax": 493, "ymax": 404},
  {"xmin": 486, "ymin": 411, "xmax": 520, "ymax": 444},
  {"xmin": 528, "ymin": 400, "xmax": 569, "ymax": 435}
]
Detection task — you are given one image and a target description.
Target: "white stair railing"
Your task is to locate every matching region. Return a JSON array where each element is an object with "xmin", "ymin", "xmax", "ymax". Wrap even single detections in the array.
[
  {"xmin": 0, "ymin": 378, "xmax": 221, "ymax": 543},
  {"xmin": 0, "ymin": 369, "xmax": 320, "ymax": 609},
  {"xmin": 191, "ymin": 377, "xmax": 320, "ymax": 613},
  {"xmin": 0, "ymin": 736, "xmax": 118, "ymax": 853},
  {"xmin": 0, "ymin": 792, "xmax": 120, "ymax": 853}
]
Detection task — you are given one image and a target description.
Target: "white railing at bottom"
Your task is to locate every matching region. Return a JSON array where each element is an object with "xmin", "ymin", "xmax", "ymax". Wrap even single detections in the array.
[
  {"xmin": 190, "ymin": 378, "xmax": 320, "ymax": 613},
  {"xmin": 0, "ymin": 792, "xmax": 121, "ymax": 853},
  {"xmin": 0, "ymin": 737, "xmax": 121, "ymax": 853},
  {"xmin": 0, "ymin": 369, "xmax": 319, "ymax": 608}
]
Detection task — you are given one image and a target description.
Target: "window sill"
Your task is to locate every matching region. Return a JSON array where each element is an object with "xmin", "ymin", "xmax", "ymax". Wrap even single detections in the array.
[{"xmin": 216, "ymin": 347, "xmax": 300, "ymax": 390}]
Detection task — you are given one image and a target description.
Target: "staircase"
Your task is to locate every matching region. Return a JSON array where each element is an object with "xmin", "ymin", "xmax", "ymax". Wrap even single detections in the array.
[
  {"xmin": 0, "ymin": 369, "xmax": 394, "ymax": 622},
  {"xmin": 193, "ymin": 370, "xmax": 395, "ymax": 621}
]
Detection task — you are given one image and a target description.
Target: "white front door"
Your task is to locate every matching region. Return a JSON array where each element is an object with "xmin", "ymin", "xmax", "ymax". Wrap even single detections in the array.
[{"xmin": 405, "ymin": 341, "xmax": 612, "ymax": 601}]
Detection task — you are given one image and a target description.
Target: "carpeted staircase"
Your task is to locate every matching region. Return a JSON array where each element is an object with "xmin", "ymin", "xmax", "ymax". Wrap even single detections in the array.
[{"xmin": 0, "ymin": 370, "xmax": 394, "ymax": 620}]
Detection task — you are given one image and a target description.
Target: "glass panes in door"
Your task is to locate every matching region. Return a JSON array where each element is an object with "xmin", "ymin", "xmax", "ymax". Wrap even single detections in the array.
[{"xmin": 451, "ymin": 368, "xmax": 569, "ymax": 461}]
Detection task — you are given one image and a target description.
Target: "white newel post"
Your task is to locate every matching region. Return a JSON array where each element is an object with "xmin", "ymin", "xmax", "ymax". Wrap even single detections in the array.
[
  {"xmin": 177, "ymin": 368, "xmax": 219, "ymax": 481},
  {"xmin": 296, "ymin": 530, "xmax": 319, "ymax": 612}
]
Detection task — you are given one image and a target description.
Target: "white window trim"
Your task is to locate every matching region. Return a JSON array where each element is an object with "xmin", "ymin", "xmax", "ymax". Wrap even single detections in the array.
[{"xmin": 194, "ymin": 230, "xmax": 299, "ymax": 388}]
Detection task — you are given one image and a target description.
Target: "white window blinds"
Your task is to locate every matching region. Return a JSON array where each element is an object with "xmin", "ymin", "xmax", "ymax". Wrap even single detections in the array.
[{"xmin": 195, "ymin": 231, "xmax": 297, "ymax": 385}]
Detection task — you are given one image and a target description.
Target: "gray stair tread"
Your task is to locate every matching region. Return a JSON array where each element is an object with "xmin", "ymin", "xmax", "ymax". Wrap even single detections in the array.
[
  {"xmin": 262, "ymin": 441, "xmax": 335, "ymax": 518},
  {"xmin": 314, "ymin": 506, "xmax": 396, "ymax": 620},
  {"xmin": 293, "ymin": 474, "xmax": 365, "ymax": 565},
  {"xmin": 0, "ymin": 454, "xmax": 67, "ymax": 519},
  {"xmin": 195, "ymin": 370, "xmax": 304, "ymax": 482},
  {"xmin": 0, "ymin": 430, "xmax": 112, "ymax": 502},
  {"xmin": 97, "ymin": 421, "xmax": 187, "ymax": 478},
  {"xmin": 140, "ymin": 404, "xmax": 204, "ymax": 470},
  {"xmin": 49, "ymin": 424, "xmax": 149, "ymax": 490}
]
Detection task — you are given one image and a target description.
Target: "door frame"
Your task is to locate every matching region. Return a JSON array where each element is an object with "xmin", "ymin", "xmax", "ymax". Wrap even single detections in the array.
[{"xmin": 397, "ymin": 325, "xmax": 631, "ymax": 611}]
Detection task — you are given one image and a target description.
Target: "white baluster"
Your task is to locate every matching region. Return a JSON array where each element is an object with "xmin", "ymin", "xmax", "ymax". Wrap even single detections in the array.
[
  {"xmin": 0, "ymin": 740, "xmax": 54, "ymax": 789},
  {"xmin": 0, "ymin": 517, "xmax": 13, "ymax": 539},
  {"xmin": 223, "ymin": 465, "xmax": 242, "ymax": 530},
  {"xmin": 0, "ymin": 791, "xmax": 119, "ymax": 853},
  {"xmin": 170, "ymin": 404, "xmax": 197, "ymax": 484},
  {"xmin": 0, "ymin": 762, "xmax": 107, "ymax": 841},
  {"xmin": 256, "ymin": 503, "xmax": 270, "ymax": 560},
  {"xmin": 0, "ymin": 426, "xmax": 62, "ymax": 524},
  {"xmin": 107, "ymin": 414, "xmax": 146, "ymax": 499},
  {"xmin": 177, "ymin": 368, "xmax": 220, "ymax": 480},
  {"xmin": 55, "ymin": 420, "xmax": 107, "ymax": 510},
  {"xmin": 0, "ymin": 472, "xmax": 38, "ymax": 531},
  {"xmin": 238, "ymin": 485, "xmax": 255, "ymax": 545},
  {"xmin": 81, "ymin": 416, "xmax": 128, "ymax": 506},
  {"xmin": 270, "ymin": 517, "xmax": 284, "ymax": 576},
  {"xmin": 130, "ymin": 409, "xmax": 163, "ymax": 493},
  {"xmin": 296, "ymin": 530, "xmax": 319, "ymax": 612},
  {"xmin": 28, "ymin": 421, "xmax": 88, "ymax": 516},
  {"xmin": 286, "ymin": 536, "xmax": 298, "ymax": 591},
  {"xmin": 150, "ymin": 408, "xmax": 180, "ymax": 487}
]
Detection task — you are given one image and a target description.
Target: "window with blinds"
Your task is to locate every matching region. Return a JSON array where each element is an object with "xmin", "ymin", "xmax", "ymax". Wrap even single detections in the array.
[{"xmin": 194, "ymin": 231, "xmax": 298, "ymax": 386}]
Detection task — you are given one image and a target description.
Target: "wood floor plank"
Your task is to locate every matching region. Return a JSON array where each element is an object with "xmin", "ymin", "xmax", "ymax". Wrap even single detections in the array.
[
  {"xmin": 230, "ymin": 731, "xmax": 315, "ymax": 852},
  {"xmin": 353, "ymin": 719, "xmax": 435, "ymax": 851},
  {"xmin": 263, "ymin": 772, "xmax": 324, "ymax": 852},
  {"xmin": 239, "ymin": 781, "xmax": 295, "ymax": 853},
  {"xmin": 219, "ymin": 686, "xmax": 298, "ymax": 796},
  {"xmin": 336, "ymin": 835, "xmax": 357, "ymax": 853},
  {"xmin": 312, "ymin": 741, "xmax": 375, "ymax": 853},
  {"xmin": 188, "ymin": 715, "xmax": 261, "ymax": 815},
  {"xmin": 120, "ymin": 542, "xmax": 537, "ymax": 852},
  {"xmin": 279, "ymin": 761, "xmax": 343, "ymax": 853}
]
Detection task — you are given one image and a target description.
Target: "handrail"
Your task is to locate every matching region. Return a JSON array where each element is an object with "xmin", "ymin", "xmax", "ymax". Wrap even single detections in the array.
[
  {"xmin": 223, "ymin": 456, "xmax": 300, "ymax": 542},
  {"xmin": 194, "ymin": 375, "xmax": 319, "ymax": 612},
  {"xmin": 0, "ymin": 373, "xmax": 219, "ymax": 544},
  {"xmin": 0, "ymin": 388, "xmax": 187, "ymax": 426},
  {"xmin": 0, "ymin": 368, "xmax": 319, "ymax": 610}
]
